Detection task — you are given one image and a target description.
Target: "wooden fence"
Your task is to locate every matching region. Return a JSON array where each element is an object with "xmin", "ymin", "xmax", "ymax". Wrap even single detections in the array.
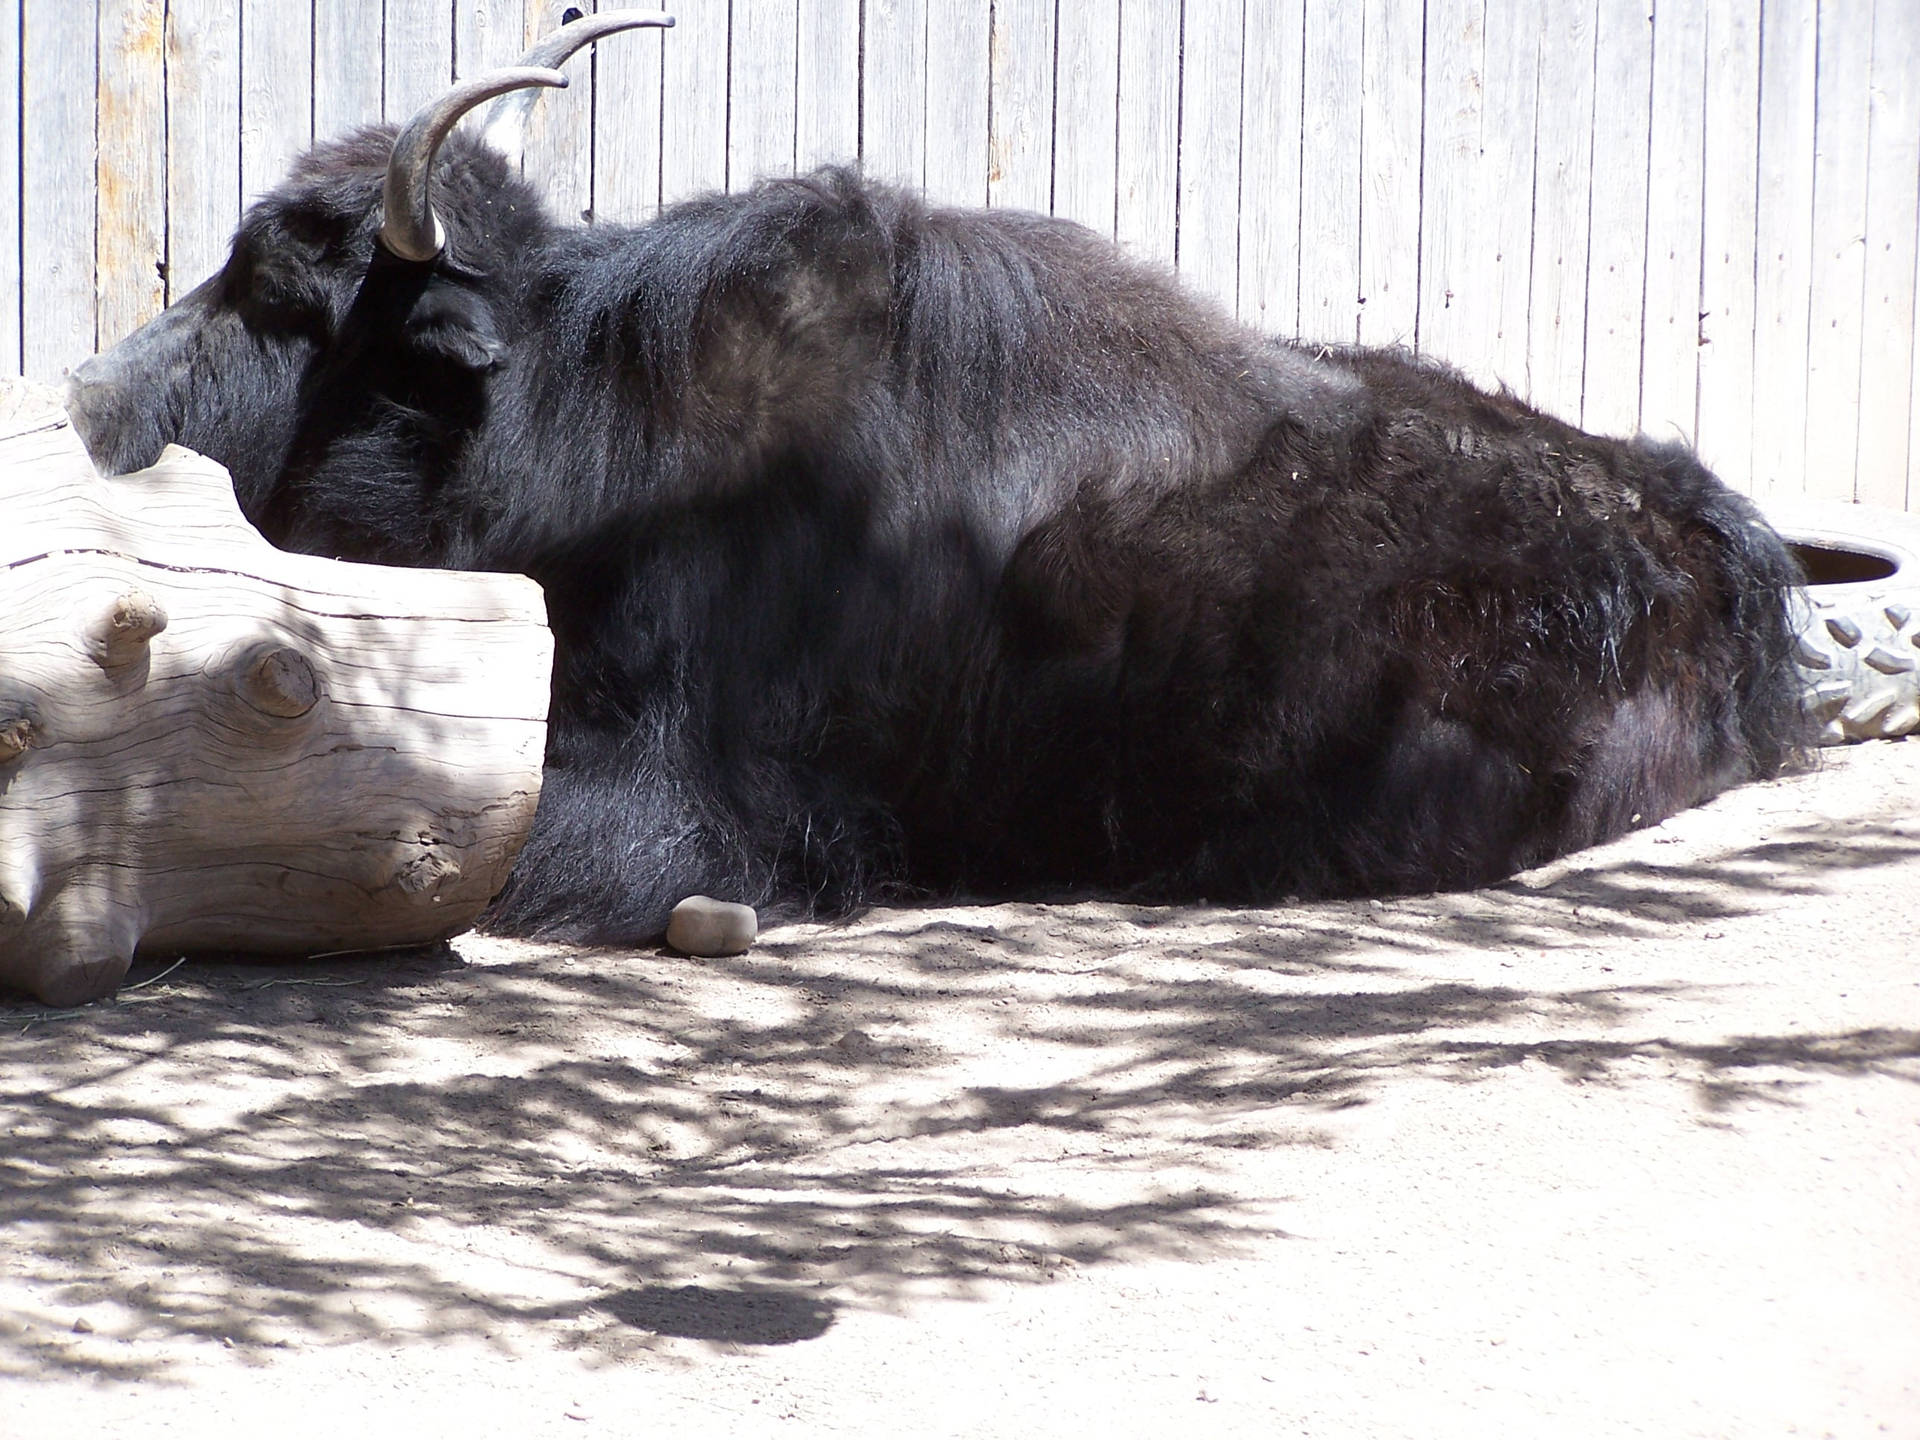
[{"xmin": 6, "ymin": 0, "xmax": 1917, "ymax": 509}]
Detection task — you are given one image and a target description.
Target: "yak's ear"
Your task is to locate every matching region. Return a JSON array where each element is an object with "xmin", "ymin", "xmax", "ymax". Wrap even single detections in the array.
[
  {"xmin": 227, "ymin": 200, "xmax": 338, "ymax": 325},
  {"xmin": 405, "ymin": 281, "xmax": 508, "ymax": 372}
]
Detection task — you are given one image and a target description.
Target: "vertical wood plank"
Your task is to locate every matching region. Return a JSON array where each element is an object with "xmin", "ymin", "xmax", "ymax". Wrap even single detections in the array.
[
  {"xmin": 1238, "ymin": 0, "xmax": 1303, "ymax": 333},
  {"xmin": 1357, "ymin": 0, "xmax": 1423, "ymax": 349},
  {"xmin": 730, "ymin": 0, "xmax": 798, "ymax": 187},
  {"xmin": 314, "ymin": 0, "xmax": 384, "ymax": 138},
  {"xmin": 456, "ymin": 0, "xmax": 522, "ymax": 72},
  {"xmin": 1751, "ymin": 0, "xmax": 1815, "ymax": 495},
  {"xmin": 1177, "ymin": 0, "xmax": 1243, "ymax": 311},
  {"xmin": 1696, "ymin": 0, "xmax": 1761, "ymax": 490},
  {"xmin": 987, "ymin": 0, "xmax": 1054, "ymax": 212},
  {"xmin": 1415, "ymin": 0, "xmax": 1485, "ymax": 369},
  {"xmin": 1804, "ymin": 0, "xmax": 1872, "ymax": 503},
  {"xmin": 1115, "ymin": 0, "xmax": 1180, "ymax": 267},
  {"xmin": 864, "ymin": 0, "xmax": 928, "ymax": 187},
  {"xmin": 23, "ymin": 0, "xmax": 98, "ymax": 377},
  {"xmin": 796, "ymin": 0, "xmax": 860, "ymax": 170},
  {"xmin": 1052, "ymin": 0, "xmax": 1119, "ymax": 236},
  {"xmin": 1418, "ymin": 0, "xmax": 1548, "ymax": 389},
  {"xmin": 384, "ymin": 0, "xmax": 454, "ymax": 122},
  {"xmin": 1581, "ymin": 0, "xmax": 1651, "ymax": 438},
  {"xmin": 167, "ymin": 2, "xmax": 244, "ymax": 298},
  {"xmin": 661, "ymin": 0, "xmax": 730, "ymax": 201},
  {"xmin": 97, "ymin": 0, "xmax": 168, "ymax": 349},
  {"xmin": 926, "ymin": 0, "xmax": 990, "ymax": 205},
  {"xmin": 1477, "ymin": 0, "xmax": 1539, "ymax": 392},
  {"xmin": 593, "ymin": 3, "xmax": 666, "ymax": 221},
  {"xmin": 1640, "ymin": 0, "xmax": 1707, "ymax": 445},
  {"xmin": 1856, "ymin": 0, "xmax": 1920, "ymax": 509},
  {"xmin": 1300, "ymin": 0, "xmax": 1363, "ymax": 344},
  {"xmin": 1526, "ymin": 0, "xmax": 1596, "ymax": 415},
  {"xmin": 0, "ymin": 0, "xmax": 19, "ymax": 372},
  {"xmin": 1912, "ymin": 266, "xmax": 1920, "ymax": 509},
  {"xmin": 240, "ymin": 0, "xmax": 314, "ymax": 208},
  {"xmin": 520, "ymin": 0, "xmax": 594, "ymax": 222}
]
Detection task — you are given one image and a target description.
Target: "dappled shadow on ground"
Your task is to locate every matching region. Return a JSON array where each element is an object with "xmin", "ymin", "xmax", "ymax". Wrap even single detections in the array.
[{"xmin": 1, "ymin": 815, "xmax": 1916, "ymax": 1379}]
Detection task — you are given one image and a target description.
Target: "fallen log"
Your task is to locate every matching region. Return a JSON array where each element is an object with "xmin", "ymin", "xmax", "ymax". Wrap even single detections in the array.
[{"xmin": 0, "ymin": 378, "xmax": 553, "ymax": 1006}]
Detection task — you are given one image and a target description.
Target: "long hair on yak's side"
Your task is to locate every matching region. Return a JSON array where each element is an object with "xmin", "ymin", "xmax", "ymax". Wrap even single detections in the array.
[{"xmin": 65, "ymin": 135, "xmax": 1817, "ymax": 938}]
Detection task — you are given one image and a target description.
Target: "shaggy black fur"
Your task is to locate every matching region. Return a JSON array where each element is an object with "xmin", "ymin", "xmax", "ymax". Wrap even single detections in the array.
[{"xmin": 69, "ymin": 127, "xmax": 1812, "ymax": 940}]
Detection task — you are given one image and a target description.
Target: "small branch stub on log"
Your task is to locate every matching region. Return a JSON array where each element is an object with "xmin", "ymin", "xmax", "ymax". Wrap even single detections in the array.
[
  {"xmin": 0, "ymin": 376, "xmax": 554, "ymax": 1006},
  {"xmin": 86, "ymin": 589, "xmax": 168, "ymax": 669}
]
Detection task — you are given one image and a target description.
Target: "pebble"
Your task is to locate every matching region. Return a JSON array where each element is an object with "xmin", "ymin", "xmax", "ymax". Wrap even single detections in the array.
[{"xmin": 665, "ymin": 895, "xmax": 758, "ymax": 956}]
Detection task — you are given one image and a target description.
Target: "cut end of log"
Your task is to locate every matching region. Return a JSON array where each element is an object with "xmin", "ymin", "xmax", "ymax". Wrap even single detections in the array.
[
  {"xmin": 85, "ymin": 589, "xmax": 168, "ymax": 669},
  {"xmin": 238, "ymin": 644, "xmax": 322, "ymax": 718},
  {"xmin": 0, "ymin": 716, "xmax": 31, "ymax": 764}
]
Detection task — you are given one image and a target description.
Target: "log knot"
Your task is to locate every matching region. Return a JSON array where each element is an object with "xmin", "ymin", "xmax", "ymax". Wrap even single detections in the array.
[
  {"xmin": 393, "ymin": 839, "xmax": 463, "ymax": 899},
  {"xmin": 239, "ymin": 644, "xmax": 322, "ymax": 718},
  {"xmin": 86, "ymin": 589, "xmax": 168, "ymax": 669},
  {"xmin": 0, "ymin": 715, "xmax": 31, "ymax": 764}
]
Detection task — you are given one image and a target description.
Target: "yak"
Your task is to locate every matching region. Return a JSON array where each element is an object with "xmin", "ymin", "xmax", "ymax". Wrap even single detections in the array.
[{"xmin": 66, "ymin": 16, "xmax": 1811, "ymax": 945}]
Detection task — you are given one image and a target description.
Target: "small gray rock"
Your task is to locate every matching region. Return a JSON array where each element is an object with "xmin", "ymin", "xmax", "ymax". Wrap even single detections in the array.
[{"xmin": 665, "ymin": 895, "xmax": 758, "ymax": 956}]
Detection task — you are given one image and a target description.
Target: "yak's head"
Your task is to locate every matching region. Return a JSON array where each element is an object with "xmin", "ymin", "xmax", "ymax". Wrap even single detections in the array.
[{"xmin": 66, "ymin": 12, "xmax": 672, "ymax": 558}]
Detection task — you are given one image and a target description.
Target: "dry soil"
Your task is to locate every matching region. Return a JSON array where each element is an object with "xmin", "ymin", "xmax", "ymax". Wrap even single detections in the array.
[{"xmin": 4, "ymin": 740, "xmax": 1919, "ymax": 1438}]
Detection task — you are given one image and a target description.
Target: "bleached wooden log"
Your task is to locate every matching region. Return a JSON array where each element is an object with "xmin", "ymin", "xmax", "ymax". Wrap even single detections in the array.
[{"xmin": 0, "ymin": 378, "xmax": 553, "ymax": 1006}]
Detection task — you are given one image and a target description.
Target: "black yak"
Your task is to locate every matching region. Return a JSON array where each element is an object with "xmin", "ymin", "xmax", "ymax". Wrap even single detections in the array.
[{"xmin": 66, "ymin": 19, "xmax": 1811, "ymax": 943}]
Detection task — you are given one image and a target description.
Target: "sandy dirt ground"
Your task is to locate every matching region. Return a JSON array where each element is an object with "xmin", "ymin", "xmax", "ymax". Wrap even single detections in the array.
[{"xmin": 4, "ymin": 740, "xmax": 1918, "ymax": 1438}]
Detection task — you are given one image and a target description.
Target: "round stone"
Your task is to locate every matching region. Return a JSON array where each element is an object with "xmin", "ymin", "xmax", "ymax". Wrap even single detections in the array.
[{"xmin": 665, "ymin": 895, "xmax": 758, "ymax": 957}]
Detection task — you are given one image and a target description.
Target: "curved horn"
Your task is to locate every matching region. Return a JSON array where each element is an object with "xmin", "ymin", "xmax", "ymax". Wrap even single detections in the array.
[
  {"xmin": 380, "ymin": 66, "xmax": 569, "ymax": 262},
  {"xmin": 480, "ymin": 10, "xmax": 676, "ymax": 169}
]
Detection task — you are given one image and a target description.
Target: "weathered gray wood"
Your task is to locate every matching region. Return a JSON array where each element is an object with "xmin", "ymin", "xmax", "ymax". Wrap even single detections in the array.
[
  {"xmin": 1237, "ymin": 0, "xmax": 1303, "ymax": 334},
  {"xmin": 1477, "ymin": 0, "xmax": 1540, "ymax": 395},
  {"xmin": 22, "ymin": 0, "xmax": 97, "ymax": 379},
  {"xmin": 1582, "ymin": 0, "xmax": 1651, "ymax": 438},
  {"xmin": 986, "ymin": 0, "xmax": 1053, "ymax": 214},
  {"xmin": 1805, "ymin": 0, "xmax": 1873, "ymax": 503},
  {"xmin": 1527, "ymin": 1, "xmax": 1596, "ymax": 414},
  {"xmin": 240, "ymin": 0, "xmax": 313, "ymax": 209},
  {"xmin": 863, "ymin": 0, "xmax": 927, "ymax": 188},
  {"xmin": 456, "ymin": 0, "xmax": 527, "ymax": 75},
  {"xmin": 166, "ymin": 1, "xmax": 243, "ymax": 300},
  {"xmin": 1857, "ymin": 0, "xmax": 1920, "ymax": 510},
  {"xmin": 1415, "ymin": 0, "xmax": 1484, "ymax": 373},
  {"xmin": 1696, "ymin": 0, "xmax": 1761, "ymax": 493},
  {"xmin": 0, "ymin": 379, "xmax": 552, "ymax": 1008},
  {"xmin": 97, "ymin": 0, "xmax": 168, "ymax": 350},
  {"xmin": 385, "ymin": 0, "xmax": 456, "ymax": 122},
  {"xmin": 795, "ymin": 0, "xmax": 860, "ymax": 172},
  {"xmin": 1177, "ymin": 0, "xmax": 1242, "ymax": 312},
  {"xmin": 1640, "ymin": 0, "xmax": 1707, "ymax": 447},
  {"xmin": 0, "ymin": 0, "xmax": 19, "ymax": 374},
  {"xmin": 314, "ymin": 0, "xmax": 383, "ymax": 140},
  {"xmin": 1052, "ymin": 0, "xmax": 1119, "ymax": 237},
  {"xmin": 592, "ymin": 3, "xmax": 667, "ymax": 221},
  {"xmin": 1751, "ymin": 1, "xmax": 1817, "ymax": 496},
  {"xmin": 730, "ymin": 0, "xmax": 799, "ymax": 186},
  {"xmin": 1359, "ymin": 0, "xmax": 1423, "ymax": 349},
  {"xmin": 522, "ymin": 0, "xmax": 594, "ymax": 221},
  {"xmin": 925, "ymin": 0, "xmax": 990, "ymax": 207},
  {"xmin": 661, "ymin": 0, "xmax": 730, "ymax": 197},
  {"xmin": 1300, "ymin": 0, "xmax": 1362, "ymax": 344},
  {"xmin": 1114, "ymin": 0, "xmax": 1179, "ymax": 269}
]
